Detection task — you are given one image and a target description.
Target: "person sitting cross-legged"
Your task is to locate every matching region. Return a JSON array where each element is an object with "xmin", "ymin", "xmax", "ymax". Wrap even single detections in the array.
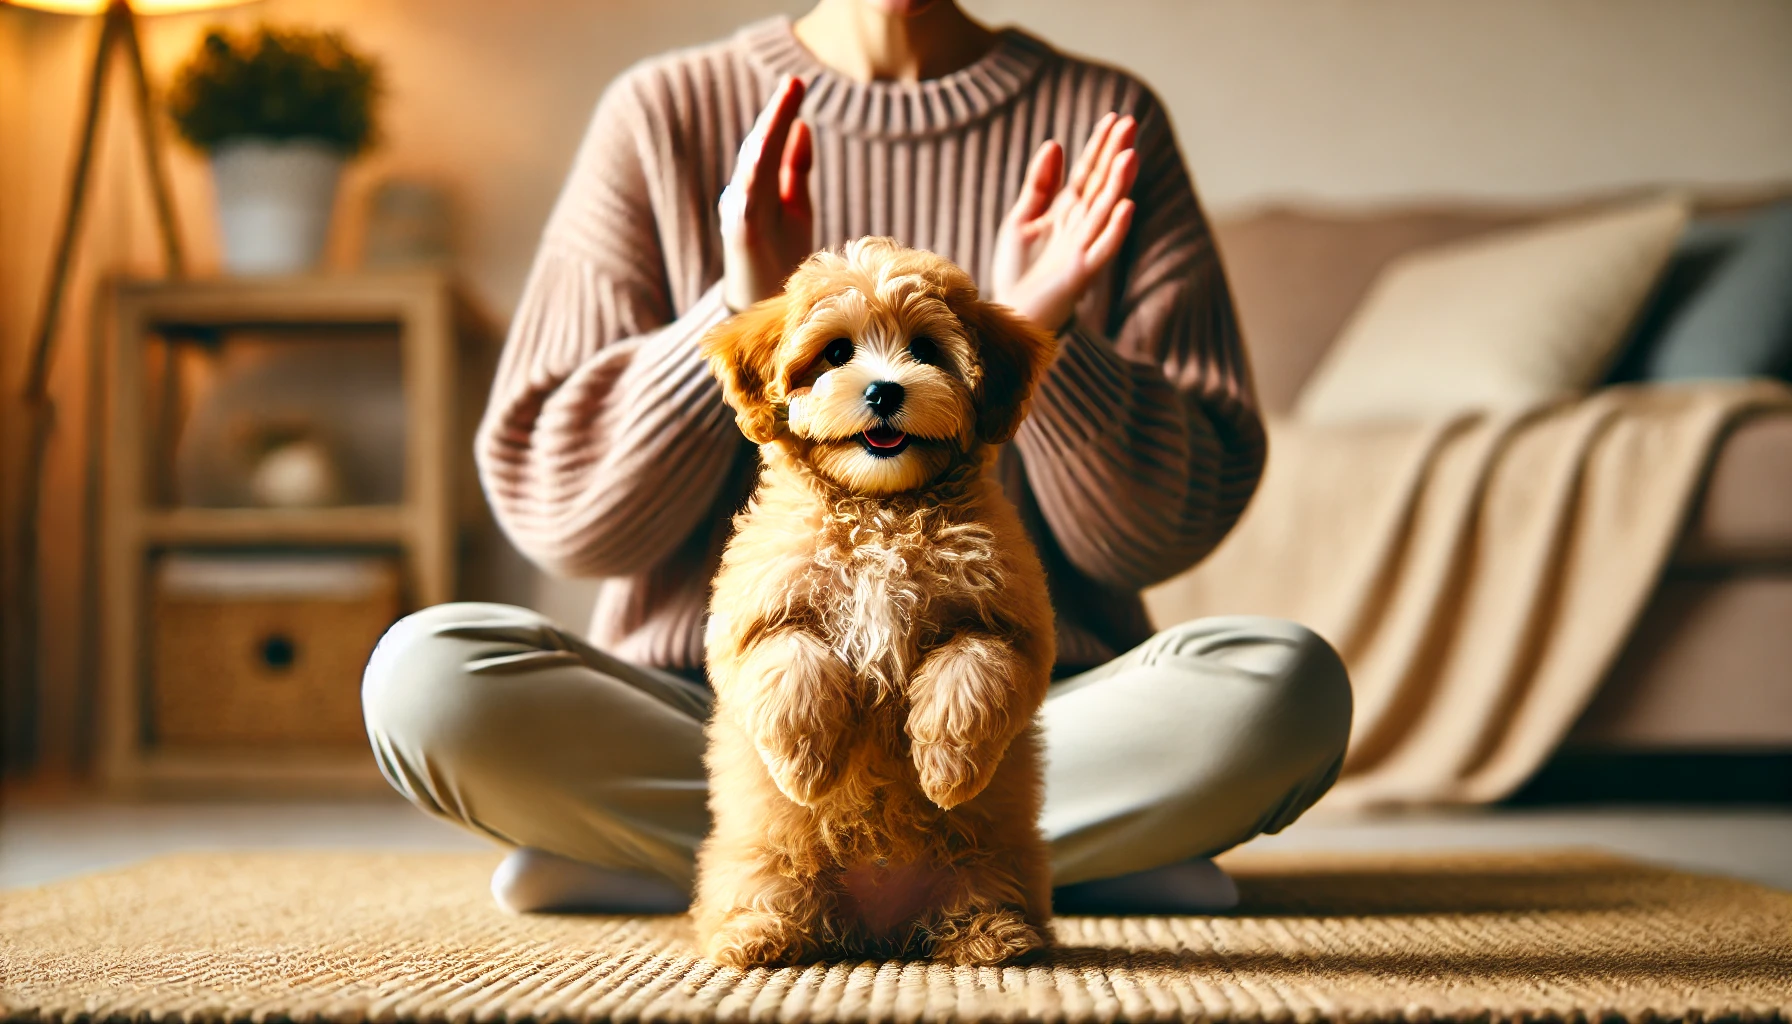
[{"xmin": 362, "ymin": 0, "xmax": 1352, "ymax": 916}]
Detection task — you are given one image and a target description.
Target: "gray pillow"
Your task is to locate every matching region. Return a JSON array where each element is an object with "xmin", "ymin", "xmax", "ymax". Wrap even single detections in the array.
[
  {"xmin": 1603, "ymin": 220, "xmax": 1745, "ymax": 383},
  {"xmin": 1642, "ymin": 201, "xmax": 1792, "ymax": 381}
]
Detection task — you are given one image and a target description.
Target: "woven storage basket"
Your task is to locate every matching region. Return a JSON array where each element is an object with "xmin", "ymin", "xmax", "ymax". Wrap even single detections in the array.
[{"xmin": 151, "ymin": 554, "xmax": 400, "ymax": 748}]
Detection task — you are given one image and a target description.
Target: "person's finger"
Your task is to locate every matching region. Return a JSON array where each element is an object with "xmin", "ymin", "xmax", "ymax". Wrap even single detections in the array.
[
  {"xmin": 1066, "ymin": 112, "xmax": 1117, "ymax": 198},
  {"xmin": 730, "ymin": 81, "xmax": 784, "ymax": 189},
  {"xmin": 1006, "ymin": 140, "xmax": 1063, "ymax": 226},
  {"xmin": 1078, "ymin": 149, "xmax": 1137, "ymax": 246},
  {"xmin": 1085, "ymin": 198, "xmax": 1135, "ymax": 271},
  {"xmin": 753, "ymin": 77, "xmax": 805, "ymax": 204},
  {"xmin": 780, "ymin": 118, "xmax": 813, "ymax": 210},
  {"xmin": 1080, "ymin": 116, "xmax": 1136, "ymax": 212},
  {"xmin": 744, "ymin": 76, "xmax": 806, "ymax": 209},
  {"xmin": 1097, "ymin": 117, "xmax": 1138, "ymax": 195}
]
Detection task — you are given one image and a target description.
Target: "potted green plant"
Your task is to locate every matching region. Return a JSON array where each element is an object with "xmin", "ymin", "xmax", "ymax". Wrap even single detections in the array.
[{"xmin": 170, "ymin": 26, "xmax": 381, "ymax": 275}]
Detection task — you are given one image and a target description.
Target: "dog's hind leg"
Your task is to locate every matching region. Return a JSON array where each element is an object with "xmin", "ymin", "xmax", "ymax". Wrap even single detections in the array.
[
  {"xmin": 694, "ymin": 834, "xmax": 834, "ymax": 968},
  {"xmin": 930, "ymin": 905, "xmax": 1045, "ymax": 967},
  {"xmin": 693, "ymin": 710, "xmax": 844, "ymax": 968},
  {"xmin": 918, "ymin": 733, "xmax": 1052, "ymax": 966},
  {"xmin": 923, "ymin": 850, "xmax": 1048, "ymax": 966}
]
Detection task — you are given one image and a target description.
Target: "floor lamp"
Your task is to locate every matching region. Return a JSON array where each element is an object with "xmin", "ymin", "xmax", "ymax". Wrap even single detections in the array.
[{"xmin": 6, "ymin": 0, "xmax": 243, "ymax": 773}]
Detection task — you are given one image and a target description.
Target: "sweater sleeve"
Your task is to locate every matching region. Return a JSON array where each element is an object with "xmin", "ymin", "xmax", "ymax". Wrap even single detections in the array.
[
  {"xmin": 1011, "ymin": 87, "xmax": 1266, "ymax": 590},
  {"xmin": 476, "ymin": 73, "xmax": 740, "ymax": 579}
]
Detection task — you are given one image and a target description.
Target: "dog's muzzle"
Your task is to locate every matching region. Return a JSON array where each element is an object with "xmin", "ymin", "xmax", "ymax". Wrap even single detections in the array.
[{"xmin": 860, "ymin": 424, "xmax": 910, "ymax": 457}]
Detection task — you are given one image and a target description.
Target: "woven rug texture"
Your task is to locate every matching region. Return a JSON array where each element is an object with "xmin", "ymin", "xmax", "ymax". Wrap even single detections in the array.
[{"xmin": 3, "ymin": 850, "xmax": 1789, "ymax": 1023}]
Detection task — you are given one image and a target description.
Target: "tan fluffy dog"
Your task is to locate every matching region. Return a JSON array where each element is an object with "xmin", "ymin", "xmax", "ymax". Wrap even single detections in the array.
[{"xmin": 694, "ymin": 237, "xmax": 1058, "ymax": 968}]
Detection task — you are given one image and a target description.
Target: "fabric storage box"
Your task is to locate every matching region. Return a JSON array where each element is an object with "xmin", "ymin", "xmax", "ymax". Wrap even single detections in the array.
[{"xmin": 150, "ymin": 554, "xmax": 400, "ymax": 748}]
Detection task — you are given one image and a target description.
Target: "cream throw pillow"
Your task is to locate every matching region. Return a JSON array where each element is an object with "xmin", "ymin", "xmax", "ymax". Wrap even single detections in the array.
[{"xmin": 1294, "ymin": 197, "xmax": 1690, "ymax": 424}]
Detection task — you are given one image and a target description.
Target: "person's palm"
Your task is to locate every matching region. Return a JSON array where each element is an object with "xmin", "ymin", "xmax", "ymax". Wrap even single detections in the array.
[
  {"xmin": 991, "ymin": 113, "xmax": 1139, "ymax": 332},
  {"xmin": 720, "ymin": 76, "xmax": 814, "ymax": 312}
]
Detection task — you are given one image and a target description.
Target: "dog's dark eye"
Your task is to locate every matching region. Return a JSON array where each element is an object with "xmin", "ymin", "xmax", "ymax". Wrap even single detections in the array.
[
  {"xmin": 823, "ymin": 338, "xmax": 854, "ymax": 366},
  {"xmin": 908, "ymin": 336, "xmax": 939, "ymax": 365}
]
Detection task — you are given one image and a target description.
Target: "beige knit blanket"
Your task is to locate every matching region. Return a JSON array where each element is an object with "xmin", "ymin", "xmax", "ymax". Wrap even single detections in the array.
[{"xmin": 1144, "ymin": 380, "xmax": 1792, "ymax": 811}]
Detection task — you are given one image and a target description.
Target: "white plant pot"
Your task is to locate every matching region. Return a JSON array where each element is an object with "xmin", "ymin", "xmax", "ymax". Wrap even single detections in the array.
[{"xmin": 211, "ymin": 138, "xmax": 344, "ymax": 275}]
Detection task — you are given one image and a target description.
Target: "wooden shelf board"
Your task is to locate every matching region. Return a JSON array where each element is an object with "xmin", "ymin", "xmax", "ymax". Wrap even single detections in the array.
[
  {"xmin": 141, "ymin": 506, "xmax": 414, "ymax": 544},
  {"xmin": 116, "ymin": 271, "xmax": 450, "ymax": 328},
  {"xmin": 123, "ymin": 749, "xmax": 390, "ymax": 795}
]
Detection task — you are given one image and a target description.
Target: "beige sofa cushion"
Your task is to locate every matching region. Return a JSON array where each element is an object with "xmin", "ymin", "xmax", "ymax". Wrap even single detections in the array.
[
  {"xmin": 1573, "ymin": 571, "xmax": 1792, "ymax": 746},
  {"xmin": 1216, "ymin": 207, "xmax": 1543, "ymax": 414},
  {"xmin": 1678, "ymin": 409, "xmax": 1792, "ymax": 564},
  {"xmin": 1292, "ymin": 198, "xmax": 1689, "ymax": 424},
  {"xmin": 1212, "ymin": 191, "xmax": 1792, "ymax": 415}
]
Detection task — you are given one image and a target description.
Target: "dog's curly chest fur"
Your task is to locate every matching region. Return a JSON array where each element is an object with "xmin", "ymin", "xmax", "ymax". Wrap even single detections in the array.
[{"xmin": 806, "ymin": 493, "xmax": 1003, "ymax": 695}]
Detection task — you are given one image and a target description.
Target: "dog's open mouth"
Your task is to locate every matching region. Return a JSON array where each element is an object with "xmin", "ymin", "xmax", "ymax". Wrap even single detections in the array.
[{"xmin": 859, "ymin": 425, "xmax": 910, "ymax": 457}]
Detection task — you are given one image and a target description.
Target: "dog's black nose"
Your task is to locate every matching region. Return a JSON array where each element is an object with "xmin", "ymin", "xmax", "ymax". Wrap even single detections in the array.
[{"xmin": 863, "ymin": 380, "xmax": 904, "ymax": 418}]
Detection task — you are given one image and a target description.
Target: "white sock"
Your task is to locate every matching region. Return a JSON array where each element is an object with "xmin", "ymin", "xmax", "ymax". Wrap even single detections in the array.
[
  {"xmin": 490, "ymin": 847, "xmax": 690, "ymax": 914},
  {"xmin": 1053, "ymin": 858, "xmax": 1240, "ymax": 914}
]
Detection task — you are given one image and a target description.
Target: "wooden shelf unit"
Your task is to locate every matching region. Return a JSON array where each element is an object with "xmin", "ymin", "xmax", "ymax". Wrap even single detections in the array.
[
  {"xmin": 100, "ymin": 272, "xmax": 463, "ymax": 795},
  {"xmin": 137, "ymin": 505, "xmax": 413, "ymax": 545}
]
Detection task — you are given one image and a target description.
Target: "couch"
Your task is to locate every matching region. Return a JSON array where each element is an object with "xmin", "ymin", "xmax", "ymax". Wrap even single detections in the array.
[{"xmin": 1210, "ymin": 197, "xmax": 1792, "ymax": 752}]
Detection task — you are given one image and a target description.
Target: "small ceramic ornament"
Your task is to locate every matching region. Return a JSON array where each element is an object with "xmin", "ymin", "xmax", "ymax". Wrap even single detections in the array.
[{"xmin": 249, "ymin": 438, "xmax": 344, "ymax": 508}]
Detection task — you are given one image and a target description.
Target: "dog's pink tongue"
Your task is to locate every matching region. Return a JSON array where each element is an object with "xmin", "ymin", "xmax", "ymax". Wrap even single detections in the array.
[{"xmin": 864, "ymin": 427, "xmax": 907, "ymax": 449}]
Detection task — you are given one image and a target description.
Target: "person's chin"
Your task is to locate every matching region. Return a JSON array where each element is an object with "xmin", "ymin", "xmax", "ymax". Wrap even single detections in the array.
[{"xmin": 862, "ymin": 0, "xmax": 942, "ymax": 17}]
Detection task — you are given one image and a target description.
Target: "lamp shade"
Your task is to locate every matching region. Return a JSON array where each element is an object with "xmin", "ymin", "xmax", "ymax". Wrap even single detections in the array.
[{"xmin": 3, "ymin": 0, "xmax": 251, "ymax": 14}]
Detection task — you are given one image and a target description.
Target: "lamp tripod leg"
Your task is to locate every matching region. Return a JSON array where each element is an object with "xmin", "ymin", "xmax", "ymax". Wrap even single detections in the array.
[
  {"xmin": 8, "ymin": 0, "xmax": 186, "ymax": 774},
  {"xmin": 6, "ymin": 1, "xmax": 118, "ymax": 774},
  {"xmin": 119, "ymin": 1, "xmax": 186, "ymax": 277}
]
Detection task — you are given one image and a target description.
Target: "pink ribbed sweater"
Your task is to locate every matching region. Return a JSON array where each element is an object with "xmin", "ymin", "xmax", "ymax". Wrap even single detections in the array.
[{"xmin": 477, "ymin": 17, "xmax": 1264, "ymax": 675}]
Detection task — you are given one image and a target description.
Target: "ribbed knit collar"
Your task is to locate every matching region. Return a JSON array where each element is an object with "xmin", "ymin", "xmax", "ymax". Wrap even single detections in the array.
[{"xmin": 737, "ymin": 16, "xmax": 1053, "ymax": 138}]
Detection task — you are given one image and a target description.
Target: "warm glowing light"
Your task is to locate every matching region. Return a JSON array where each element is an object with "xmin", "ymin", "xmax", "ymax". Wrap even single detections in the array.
[{"xmin": 3, "ymin": 0, "xmax": 252, "ymax": 14}]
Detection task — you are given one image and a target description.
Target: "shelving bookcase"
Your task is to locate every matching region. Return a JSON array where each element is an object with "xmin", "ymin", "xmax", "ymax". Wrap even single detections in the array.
[{"xmin": 100, "ymin": 272, "xmax": 461, "ymax": 795}]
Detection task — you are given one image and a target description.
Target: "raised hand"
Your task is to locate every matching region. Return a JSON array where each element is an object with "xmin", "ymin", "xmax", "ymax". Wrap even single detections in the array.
[
  {"xmin": 719, "ymin": 75, "xmax": 815, "ymax": 312},
  {"xmin": 990, "ymin": 112, "xmax": 1139, "ymax": 333}
]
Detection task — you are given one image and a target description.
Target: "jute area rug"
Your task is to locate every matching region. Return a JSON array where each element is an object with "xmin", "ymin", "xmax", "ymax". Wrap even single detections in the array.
[{"xmin": 3, "ymin": 850, "xmax": 1789, "ymax": 1023}]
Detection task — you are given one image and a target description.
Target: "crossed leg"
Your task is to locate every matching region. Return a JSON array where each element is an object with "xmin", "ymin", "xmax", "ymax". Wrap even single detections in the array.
[{"xmin": 362, "ymin": 603, "xmax": 1351, "ymax": 908}]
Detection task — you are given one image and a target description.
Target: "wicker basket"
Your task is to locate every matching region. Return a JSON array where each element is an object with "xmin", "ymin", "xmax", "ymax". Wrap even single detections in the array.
[{"xmin": 151, "ymin": 554, "xmax": 400, "ymax": 749}]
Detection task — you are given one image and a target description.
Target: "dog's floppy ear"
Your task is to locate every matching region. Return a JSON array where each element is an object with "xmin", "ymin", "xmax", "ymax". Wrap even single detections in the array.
[
  {"xmin": 957, "ymin": 299, "xmax": 1059, "ymax": 444},
  {"xmin": 701, "ymin": 295, "xmax": 789, "ymax": 444}
]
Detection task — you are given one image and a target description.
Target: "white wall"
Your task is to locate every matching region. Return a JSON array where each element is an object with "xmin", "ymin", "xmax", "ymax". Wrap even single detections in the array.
[
  {"xmin": 971, "ymin": 0, "xmax": 1792, "ymax": 210},
  {"xmin": 5, "ymin": 0, "xmax": 1791, "ymax": 770}
]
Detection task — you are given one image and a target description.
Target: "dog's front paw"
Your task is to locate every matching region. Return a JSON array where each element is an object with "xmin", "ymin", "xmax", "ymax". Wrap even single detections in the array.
[
  {"xmin": 756, "ymin": 738, "xmax": 843, "ymax": 807},
  {"xmin": 703, "ymin": 909, "xmax": 810, "ymax": 969},
  {"xmin": 738, "ymin": 630, "xmax": 857, "ymax": 806},
  {"xmin": 911, "ymin": 739, "xmax": 999, "ymax": 810},
  {"xmin": 908, "ymin": 634, "xmax": 1039, "ymax": 810},
  {"xmin": 929, "ymin": 907, "xmax": 1047, "ymax": 966}
]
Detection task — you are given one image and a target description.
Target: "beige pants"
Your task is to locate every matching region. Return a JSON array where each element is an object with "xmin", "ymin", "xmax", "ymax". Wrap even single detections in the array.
[{"xmin": 361, "ymin": 603, "xmax": 1351, "ymax": 889}]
